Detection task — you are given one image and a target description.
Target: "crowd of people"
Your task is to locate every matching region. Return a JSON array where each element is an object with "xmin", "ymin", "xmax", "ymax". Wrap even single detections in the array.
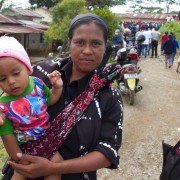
[{"xmin": 112, "ymin": 20, "xmax": 180, "ymax": 70}]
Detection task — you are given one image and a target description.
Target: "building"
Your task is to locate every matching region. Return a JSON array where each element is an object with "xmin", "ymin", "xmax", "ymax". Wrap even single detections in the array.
[
  {"xmin": 116, "ymin": 13, "xmax": 178, "ymax": 23},
  {"xmin": 0, "ymin": 8, "xmax": 51, "ymax": 57}
]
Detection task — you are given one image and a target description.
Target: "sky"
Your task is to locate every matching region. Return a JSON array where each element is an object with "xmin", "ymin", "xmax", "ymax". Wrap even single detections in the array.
[
  {"xmin": 3, "ymin": 0, "xmax": 30, "ymax": 8},
  {"xmin": 3, "ymin": 0, "xmax": 180, "ymax": 13}
]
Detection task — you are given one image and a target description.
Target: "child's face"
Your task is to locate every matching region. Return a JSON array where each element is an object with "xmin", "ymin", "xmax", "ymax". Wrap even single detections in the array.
[{"xmin": 0, "ymin": 57, "xmax": 30, "ymax": 96}]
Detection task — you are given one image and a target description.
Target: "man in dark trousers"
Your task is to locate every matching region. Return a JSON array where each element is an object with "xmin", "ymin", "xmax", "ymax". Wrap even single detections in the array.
[{"xmin": 151, "ymin": 28, "xmax": 161, "ymax": 58}]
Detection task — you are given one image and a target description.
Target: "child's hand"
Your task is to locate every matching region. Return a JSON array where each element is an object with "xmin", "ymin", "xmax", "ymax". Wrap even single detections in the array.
[{"xmin": 48, "ymin": 70, "xmax": 63, "ymax": 89}]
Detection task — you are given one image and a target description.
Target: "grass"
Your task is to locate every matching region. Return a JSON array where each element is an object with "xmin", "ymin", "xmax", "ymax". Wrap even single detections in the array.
[{"xmin": 0, "ymin": 142, "xmax": 8, "ymax": 178}]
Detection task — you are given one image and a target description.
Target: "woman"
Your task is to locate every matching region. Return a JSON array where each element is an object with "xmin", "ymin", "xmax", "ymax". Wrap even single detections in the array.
[
  {"xmin": 162, "ymin": 34, "xmax": 175, "ymax": 68},
  {"xmin": 7, "ymin": 13, "xmax": 123, "ymax": 180}
]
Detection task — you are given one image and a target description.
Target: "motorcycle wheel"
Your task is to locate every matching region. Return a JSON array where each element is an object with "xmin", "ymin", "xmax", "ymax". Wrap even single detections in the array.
[{"xmin": 127, "ymin": 89, "xmax": 135, "ymax": 105}]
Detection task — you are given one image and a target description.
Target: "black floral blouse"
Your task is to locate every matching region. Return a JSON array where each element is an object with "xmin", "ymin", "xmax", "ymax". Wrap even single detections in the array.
[{"xmin": 47, "ymin": 61, "xmax": 124, "ymax": 180}]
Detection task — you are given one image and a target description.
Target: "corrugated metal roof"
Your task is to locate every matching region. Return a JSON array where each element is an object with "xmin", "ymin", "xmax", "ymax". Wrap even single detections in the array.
[
  {"xmin": 0, "ymin": 13, "xmax": 48, "ymax": 34},
  {"xmin": 11, "ymin": 8, "xmax": 43, "ymax": 18},
  {"xmin": 18, "ymin": 20, "xmax": 49, "ymax": 29},
  {"xmin": 116, "ymin": 13, "xmax": 177, "ymax": 21},
  {"xmin": 0, "ymin": 14, "xmax": 20, "ymax": 24},
  {"xmin": 0, "ymin": 25, "xmax": 44, "ymax": 34}
]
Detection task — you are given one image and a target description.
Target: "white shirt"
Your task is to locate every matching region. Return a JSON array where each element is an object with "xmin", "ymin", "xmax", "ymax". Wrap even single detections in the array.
[{"xmin": 142, "ymin": 30, "xmax": 151, "ymax": 45}]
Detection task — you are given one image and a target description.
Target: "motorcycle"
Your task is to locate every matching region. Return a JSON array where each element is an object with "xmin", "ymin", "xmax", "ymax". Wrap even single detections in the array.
[
  {"xmin": 127, "ymin": 45, "xmax": 142, "ymax": 74},
  {"xmin": 115, "ymin": 47, "xmax": 142, "ymax": 105}
]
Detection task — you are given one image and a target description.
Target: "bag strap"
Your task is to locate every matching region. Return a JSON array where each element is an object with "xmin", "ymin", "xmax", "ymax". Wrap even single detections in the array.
[{"xmin": 21, "ymin": 63, "xmax": 121, "ymax": 160}]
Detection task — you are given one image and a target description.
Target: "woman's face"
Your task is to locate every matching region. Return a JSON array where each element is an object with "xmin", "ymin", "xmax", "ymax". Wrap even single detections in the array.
[{"xmin": 70, "ymin": 23, "xmax": 106, "ymax": 79}]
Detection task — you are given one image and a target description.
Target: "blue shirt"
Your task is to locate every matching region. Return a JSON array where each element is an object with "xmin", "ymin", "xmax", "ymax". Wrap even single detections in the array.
[
  {"xmin": 173, "ymin": 39, "xmax": 179, "ymax": 53},
  {"xmin": 112, "ymin": 36, "xmax": 123, "ymax": 45}
]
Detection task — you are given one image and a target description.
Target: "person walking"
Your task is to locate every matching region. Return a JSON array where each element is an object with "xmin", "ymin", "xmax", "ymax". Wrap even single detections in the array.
[
  {"xmin": 151, "ymin": 27, "xmax": 161, "ymax": 58},
  {"xmin": 135, "ymin": 29, "xmax": 143, "ymax": 57},
  {"xmin": 141, "ymin": 26, "xmax": 151, "ymax": 59},
  {"xmin": 161, "ymin": 32, "xmax": 168, "ymax": 55},
  {"xmin": 172, "ymin": 35, "xmax": 179, "ymax": 64},
  {"xmin": 162, "ymin": 34, "xmax": 175, "ymax": 68}
]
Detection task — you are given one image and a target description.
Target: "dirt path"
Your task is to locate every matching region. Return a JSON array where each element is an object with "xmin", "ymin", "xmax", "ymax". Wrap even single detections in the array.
[{"xmin": 98, "ymin": 56, "xmax": 180, "ymax": 180}]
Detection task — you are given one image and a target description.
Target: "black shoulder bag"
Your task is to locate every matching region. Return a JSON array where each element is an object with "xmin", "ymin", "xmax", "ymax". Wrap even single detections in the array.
[{"xmin": 160, "ymin": 140, "xmax": 180, "ymax": 180}]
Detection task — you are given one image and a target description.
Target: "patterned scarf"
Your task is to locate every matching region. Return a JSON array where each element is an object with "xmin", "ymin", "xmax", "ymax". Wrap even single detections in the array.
[{"xmin": 21, "ymin": 63, "xmax": 121, "ymax": 160}]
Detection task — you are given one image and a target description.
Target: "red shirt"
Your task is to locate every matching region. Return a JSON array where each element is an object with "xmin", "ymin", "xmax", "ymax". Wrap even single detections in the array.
[{"xmin": 162, "ymin": 34, "xmax": 168, "ymax": 44}]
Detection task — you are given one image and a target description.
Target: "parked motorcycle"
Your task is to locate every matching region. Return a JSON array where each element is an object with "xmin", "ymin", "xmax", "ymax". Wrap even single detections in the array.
[
  {"xmin": 118, "ymin": 63, "xmax": 142, "ymax": 105},
  {"xmin": 115, "ymin": 47, "xmax": 143, "ymax": 105},
  {"xmin": 127, "ymin": 45, "xmax": 142, "ymax": 74}
]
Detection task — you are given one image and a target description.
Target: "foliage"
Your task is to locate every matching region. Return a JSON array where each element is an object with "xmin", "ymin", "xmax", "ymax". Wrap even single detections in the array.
[
  {"xmin": 86, "ymin": 0, "xmax": 125, "ymax": 9},
  {"xmin": 28, "ymin": 0, "xmax": 126, "ymax": 9},
  {"xmin": 0, "ymin": 142, "xmax": 8, "ymax": 178},
  {"xmin": 44, "ymin": 0, "xmax": 122, "ymax": 49},
  {"xmin": 29, "ymin": 0, "xmax": 60, "ymax": 9},
  {"xmin": 130, "ymin": 5, "xmax": 164, "ymax": 13},
  {"xmin": 159, "ymin": 21, "xmax": 180, "ymax": 43},
  {"xmin": 0, "ymin": 0, "xmax": 4, "ymax": 10},
  {"xmin": 157, "ymin": 0, "xmax": 180, "ymax": 13},
  {"xmin": 44, "ymin": 0, "xmax": 88, "ymax": 47},
  {"xmin": 127, "ymin": 0, "xmax": 180, "ymax": 13},
  {"xmin": 93, "ymin": 7, "xmax": 122, "ymax": 40}
]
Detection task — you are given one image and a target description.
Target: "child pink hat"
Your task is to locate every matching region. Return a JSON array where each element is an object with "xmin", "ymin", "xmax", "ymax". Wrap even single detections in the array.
[{"xmin": 0, "ymin": 36, "xmax": 33, "ymax": 73}]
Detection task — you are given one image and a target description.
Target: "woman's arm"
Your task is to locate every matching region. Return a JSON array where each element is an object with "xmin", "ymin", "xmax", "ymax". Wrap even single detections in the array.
[
  {"xmin": 1, "ymin": 134, "xmax": 22, "ymax": 161},
  {"xmin": 9, "ymin": 151, "xmax": 111, "ymax": 178}
]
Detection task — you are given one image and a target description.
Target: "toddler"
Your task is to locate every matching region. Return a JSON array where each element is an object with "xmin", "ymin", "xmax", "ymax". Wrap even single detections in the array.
[{"xmin": 0, "ymin": 36, "xmax": 63, "ymax": 180}]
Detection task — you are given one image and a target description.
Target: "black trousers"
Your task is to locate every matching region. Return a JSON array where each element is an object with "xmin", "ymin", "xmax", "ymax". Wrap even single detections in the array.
[{"xmin": 151, "ymin": 40, "xmax": 158, "ymax": 57}]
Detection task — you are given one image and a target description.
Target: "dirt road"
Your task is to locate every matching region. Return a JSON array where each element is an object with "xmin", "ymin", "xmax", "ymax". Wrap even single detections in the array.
[{"xmin": 98, "ymin": 56, "xmax": 180, "ymax": 180}]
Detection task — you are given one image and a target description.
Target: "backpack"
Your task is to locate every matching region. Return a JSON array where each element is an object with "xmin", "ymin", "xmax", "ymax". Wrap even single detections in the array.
[{"xmin": 160, "ymin": 140, "xmax": 180, "ymax": 180}]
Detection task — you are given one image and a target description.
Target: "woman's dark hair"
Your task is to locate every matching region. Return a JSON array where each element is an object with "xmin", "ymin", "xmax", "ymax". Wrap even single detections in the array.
[{"xmin": 68, "ymin": 14, "xmax": 108, "ymax": 42}]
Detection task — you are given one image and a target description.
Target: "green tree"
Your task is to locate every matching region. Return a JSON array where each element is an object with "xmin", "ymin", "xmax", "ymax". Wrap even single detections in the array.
[
  {"xmin": 156, "ymin": 0, "xmax": 180, "ymax": 13},
  {"xmin": 28, "ymin": 0, "xmax": 126, "ymax": 9},
  {"xmin": 93, "ymin": 6, "xmax": 122, "ymax": 40},
  {"xmin": 44, "ymin": 0, "xmax": 88, "ymax": 47},
  {"xmin": 127, "ymin": 0, "xmax": 179, "ymax": 13},
  {"xmin": 86, "ymin": 0, "xmax": 125, "ymax": 9},
  {"xmin": 29, "ymin": 0, "xmax": 60, "ymax": 9},
  {"xmin": 44, "ymin": 0, "xmax": 122, "ymax": 50},
  {"xmin": 129, "ymin": 4, "xmax": 164, "ymax": 13},
  {"xmin": 0, "ymin": 0, "xmax": 4, "ymax": 11},
  {"xmin": 159, "ymin": 21, "xmax": 180, "ymax": 43}
]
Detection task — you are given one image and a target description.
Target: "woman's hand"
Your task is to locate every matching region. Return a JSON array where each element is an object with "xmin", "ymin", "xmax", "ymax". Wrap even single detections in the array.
[{"xmin": 8, "ymin": 153, "xmax": 56, "ymax": 178}]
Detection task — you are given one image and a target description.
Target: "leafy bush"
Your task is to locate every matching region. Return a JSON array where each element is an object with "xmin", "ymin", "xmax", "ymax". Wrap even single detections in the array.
[
  {"xmin": 159, "ymin": 21, "xmax": 180, "ymax": 44},
  {"xmin": 0, "ymin": 142, "xmax": 8, "ymax": 178}
]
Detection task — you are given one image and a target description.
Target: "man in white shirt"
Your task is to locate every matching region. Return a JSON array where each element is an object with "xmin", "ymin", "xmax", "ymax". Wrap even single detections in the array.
[
  {"xmin": 151, "ymin": 28, "xmax": 161, "ymax": 58},
  {"xmin": 166, "ymin": 15, "xmax": 171, "ymax": 22},
  {"xmin": 141, "ymin": 26, "xmax": 151, "ymax": 58}
]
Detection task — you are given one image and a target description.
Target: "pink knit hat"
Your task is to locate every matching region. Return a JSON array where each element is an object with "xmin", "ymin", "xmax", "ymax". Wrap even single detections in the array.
[{"xmin": 0, "ymin": 36, "xmax": 33, "ymax": 73}]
